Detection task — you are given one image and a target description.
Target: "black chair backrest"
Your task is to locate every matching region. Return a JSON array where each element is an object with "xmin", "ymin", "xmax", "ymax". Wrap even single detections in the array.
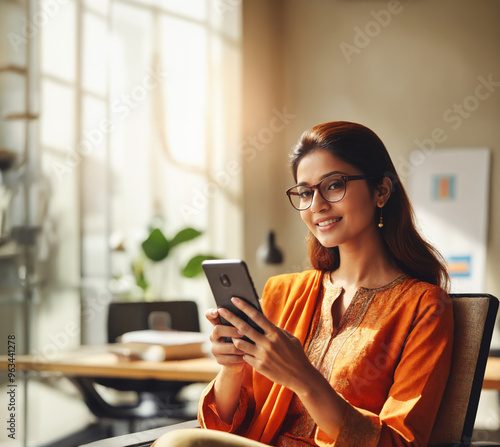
[{"xmin": 107, "ymin": 300, "xmax": 200, "ymax": 343}]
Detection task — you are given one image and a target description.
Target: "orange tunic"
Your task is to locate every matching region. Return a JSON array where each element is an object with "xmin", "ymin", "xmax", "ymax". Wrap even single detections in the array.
[{"xmin": 198, "ymin": 270, "xmax": 454, "ymax": 447}]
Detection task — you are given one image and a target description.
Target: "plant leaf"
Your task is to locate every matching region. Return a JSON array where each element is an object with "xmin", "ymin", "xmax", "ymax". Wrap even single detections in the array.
[
  {"xmin": 141, "ymin": 228, "xmax": 170, "ymax": 262},
  {"xmin": 182, "ymin": 254, "xmax": 218, "ymax": 278},
  {"xmin": 131, "ymin": 259, "xmax": 149, "ymax": 290},
  {"xmin": 169, "ymin": 227, "xmax": 202, "ymax": 249},
  {"xmin": 135, "ymin": 271, "xmax": 149, "ymax": 291}
]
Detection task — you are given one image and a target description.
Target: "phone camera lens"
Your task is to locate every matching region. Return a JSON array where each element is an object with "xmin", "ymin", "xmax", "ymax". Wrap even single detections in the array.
[{"xmin": 220, "ymin": 274, "xmax": 231, "ymax": 287}]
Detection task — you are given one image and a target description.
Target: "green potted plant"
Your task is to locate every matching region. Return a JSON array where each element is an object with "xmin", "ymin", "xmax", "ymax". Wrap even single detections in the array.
[{"xmin": 131, "ymin": 226, "xmax": 217, "ymax": 300}]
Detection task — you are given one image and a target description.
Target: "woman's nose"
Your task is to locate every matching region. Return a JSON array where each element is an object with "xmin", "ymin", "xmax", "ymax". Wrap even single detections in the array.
[{"xmin": 309, "ymin": 189, "xmax": 329, "ymax": 212}]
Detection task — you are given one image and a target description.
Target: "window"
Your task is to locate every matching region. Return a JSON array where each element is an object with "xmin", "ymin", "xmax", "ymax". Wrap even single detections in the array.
[{"xmin": 38, "ymin": 0, "xmax": 243, "ymax": 341}]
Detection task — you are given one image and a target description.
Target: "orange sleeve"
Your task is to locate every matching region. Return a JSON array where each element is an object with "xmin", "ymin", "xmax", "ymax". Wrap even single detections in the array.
[
  {"xmin": 197, "ymin": 377, "xmax": 250, "ymax": 433},
  {"xmin": 316, "ymin": 288, "xmax": 454, "ymax": 447}
]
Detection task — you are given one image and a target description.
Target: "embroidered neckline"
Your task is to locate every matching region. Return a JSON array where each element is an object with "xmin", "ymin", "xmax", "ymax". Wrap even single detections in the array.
[{"xmin": 324, "ymin": 272, "xmax": 408, "ymax": 294}]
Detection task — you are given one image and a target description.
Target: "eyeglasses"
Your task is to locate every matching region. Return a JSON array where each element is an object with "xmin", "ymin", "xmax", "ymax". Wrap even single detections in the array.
[{"xmin": 286, "ymin": 174, "xmax": 371, "ymax": 211}]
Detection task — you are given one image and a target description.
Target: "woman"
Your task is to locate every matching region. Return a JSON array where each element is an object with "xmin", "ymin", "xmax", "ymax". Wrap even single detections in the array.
[{"xmin": 154, "ymin": 121, "xmax": 454, "ymax": 446}]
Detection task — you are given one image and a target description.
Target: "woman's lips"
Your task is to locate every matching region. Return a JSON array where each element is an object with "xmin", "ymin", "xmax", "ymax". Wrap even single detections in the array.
[{"xmin": 316, "ymin": 217, "xmax": 342, "ymax": 228}]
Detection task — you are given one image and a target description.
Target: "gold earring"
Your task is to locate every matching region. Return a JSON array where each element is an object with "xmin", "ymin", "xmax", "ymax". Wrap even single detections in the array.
[{"xmin": 378, "ymin": 207, "xmax": 384, "ymax": 228}]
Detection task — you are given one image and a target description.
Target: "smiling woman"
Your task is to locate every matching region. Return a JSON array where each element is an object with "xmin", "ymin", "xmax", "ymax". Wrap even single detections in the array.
[
  {"xmin": 152, "ymin": 121, "xmax": 454, "ymax": 447},
  {"xmin": 289, "ymin": 122, "xmax": 449, "ymax": 288}
]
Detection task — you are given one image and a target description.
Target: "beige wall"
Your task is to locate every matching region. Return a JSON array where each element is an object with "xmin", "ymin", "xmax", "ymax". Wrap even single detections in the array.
[{"xmin": 243, "ymin": 0, "xmax": 500, "ymax": 299}]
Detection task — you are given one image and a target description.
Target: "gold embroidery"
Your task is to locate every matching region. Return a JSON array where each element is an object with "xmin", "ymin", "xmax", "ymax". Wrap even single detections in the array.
[{"xmin": 276, "ymin": 273, "xmax": 408, "ymax": 445}]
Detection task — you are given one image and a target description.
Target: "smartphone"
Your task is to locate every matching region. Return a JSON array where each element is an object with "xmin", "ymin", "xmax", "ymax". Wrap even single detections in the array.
[{"xmin": 202, "ymin": 259, "xmax": 264, "ymax": 343}]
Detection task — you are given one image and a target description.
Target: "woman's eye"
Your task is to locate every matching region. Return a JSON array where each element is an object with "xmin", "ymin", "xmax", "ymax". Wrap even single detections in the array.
[
  {"xmin": 326, "ymin": 179, "xmax": 343, "ymax": 190},
  {"xmin": 298, "ymin": 189, "xmax": 313, "ymax": 198}
]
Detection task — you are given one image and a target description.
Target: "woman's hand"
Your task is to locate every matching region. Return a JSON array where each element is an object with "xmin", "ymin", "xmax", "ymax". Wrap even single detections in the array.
[
  {"xmin": 205, "ymin": 308, "xmax": 246, "ymax": 373},
  {"xmin": 205, "ymin": 308, "xmax": 248, "ymax": 424},
  {"xmin": 207, "ymin": 299, "xmax": 347, "ymax": 435},
  {"xmin": 218, "ymin": 297, "xmax": 316, "ymax": 394}
]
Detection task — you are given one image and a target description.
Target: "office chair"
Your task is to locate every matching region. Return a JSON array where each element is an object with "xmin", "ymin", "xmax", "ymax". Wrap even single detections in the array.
[
  {"xmin": 80, "ymin": 293, "xmax": 500, "ymax": 447},
  {"xmin": 428, "ymin": 293, "xmax": 500, "ymax": 447},
  {"xmin": 72, "ymin": 301, "xmax": 202, "ymax": 433}
]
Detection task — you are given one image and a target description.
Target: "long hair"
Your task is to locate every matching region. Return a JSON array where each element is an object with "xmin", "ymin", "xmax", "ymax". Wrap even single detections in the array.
[{"xmin": 290, "ymin": 121, "xmax": 449, "ymax": 290}]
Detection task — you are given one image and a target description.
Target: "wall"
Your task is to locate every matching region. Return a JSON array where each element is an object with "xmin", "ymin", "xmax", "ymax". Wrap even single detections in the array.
[
  {"xmin": 241, "ymin": 0, "xmax": 290, "ymax": 290},
  {"xmin": 243, "ymin": 0, "xmax": 500, "ymax": 303}
]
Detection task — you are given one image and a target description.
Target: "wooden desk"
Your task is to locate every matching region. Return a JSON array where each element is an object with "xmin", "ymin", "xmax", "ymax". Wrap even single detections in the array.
[
  {"xmin": 0, "ymin": 344, "xmax": 221, "ymax": 382},
  {"xmin": 483, "ymin": 356, "xmax": 500, "ymax": 390},
  {"xmin": 2, "ymin": 347, "xmax": 500, "ymax": 390},
  {"xmin": 0, "ymin": 345, "xmax": 220, "ymax": 447}
]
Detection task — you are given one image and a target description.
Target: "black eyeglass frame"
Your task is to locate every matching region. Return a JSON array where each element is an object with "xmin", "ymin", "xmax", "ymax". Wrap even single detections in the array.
[{"xmin": 285, "ymin": 174, "xmax": 371, "ymax": 211}]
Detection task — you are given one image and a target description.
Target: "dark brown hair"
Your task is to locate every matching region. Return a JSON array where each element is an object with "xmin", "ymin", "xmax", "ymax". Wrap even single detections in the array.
[{"xmin": 290, "ymin": 121, "xmax": 449, "ymax": 290}]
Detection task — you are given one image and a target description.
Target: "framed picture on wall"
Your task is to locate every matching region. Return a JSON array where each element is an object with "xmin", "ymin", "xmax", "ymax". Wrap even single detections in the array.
[{"xmin": 408, "ymin": 147, "xmax": 491, "ymax": 293}]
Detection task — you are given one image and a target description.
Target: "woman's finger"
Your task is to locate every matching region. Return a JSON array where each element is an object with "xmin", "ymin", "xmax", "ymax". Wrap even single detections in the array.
[
  {"xmin": 218, "ymin": 307, "xmax": 265, "ymax": 347},
  {"xmin": 205, "ymin": 308, "xmax": 221, "ymax": 326},
  {"xmin": 230, "ymin": 297, "xmax": 273, "ymax": 332},
  {"xmin": 210, "ymin": 324, "xmax": 246, "ymax": 368},
  {"xmin": 210, "ymin": 323, "xmax": 243, "ymax": 343}
]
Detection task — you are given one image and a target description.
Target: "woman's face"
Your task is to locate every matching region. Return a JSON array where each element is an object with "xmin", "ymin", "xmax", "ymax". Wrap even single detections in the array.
[{"xmin": 296, "ymin": 149, "xmax": 380, "ymax": 250}]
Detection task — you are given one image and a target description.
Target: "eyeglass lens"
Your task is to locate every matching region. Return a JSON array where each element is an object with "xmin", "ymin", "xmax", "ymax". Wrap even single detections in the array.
[{"xmin": 288, "ymin": 175, "xmax": 346, "ymax": 210}]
